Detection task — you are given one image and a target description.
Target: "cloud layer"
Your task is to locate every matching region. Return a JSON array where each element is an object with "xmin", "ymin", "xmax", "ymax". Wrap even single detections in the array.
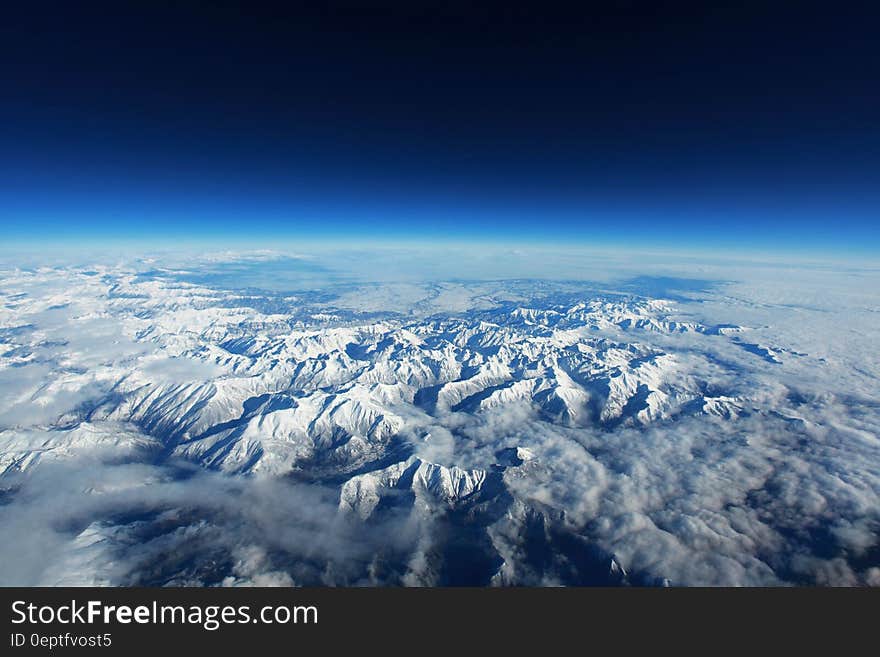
[{"xmin": 0, "ymin": 252, "xmax": 878, "ymax": 586}]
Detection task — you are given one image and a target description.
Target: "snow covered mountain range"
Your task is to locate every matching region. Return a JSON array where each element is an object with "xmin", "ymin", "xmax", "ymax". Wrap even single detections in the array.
[{"xmin": 1, "ymin": 251, "xmax": 878, "ymax": 586}]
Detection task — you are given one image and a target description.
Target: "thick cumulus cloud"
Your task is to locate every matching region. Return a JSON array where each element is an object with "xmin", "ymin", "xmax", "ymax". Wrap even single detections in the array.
[
  {"xmin": 0, "ymin": 252, "xmax": 878, "ymax": 586},
  {"xmin": 410, "ymin": 399, "xmax": 880, "ymax": 586},
  {"xmin": 0, "ymin": 452, "xmax": 423, "ymax": 586}
]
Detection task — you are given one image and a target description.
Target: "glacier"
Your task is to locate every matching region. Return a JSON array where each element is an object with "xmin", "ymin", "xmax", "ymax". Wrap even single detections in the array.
[{"xmin": 0, "ymin": 249, "xmax": 878, "ymax": 586}]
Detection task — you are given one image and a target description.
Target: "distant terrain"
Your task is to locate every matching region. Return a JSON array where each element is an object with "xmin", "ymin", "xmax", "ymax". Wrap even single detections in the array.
[{"xmin": 1, "ymin": 250, "xmax": 878, "ymax": 586}]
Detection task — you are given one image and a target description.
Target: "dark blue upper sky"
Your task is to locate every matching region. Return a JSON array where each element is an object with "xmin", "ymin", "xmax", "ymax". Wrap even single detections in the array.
[{"xmin": 2, "ymin": 2, "xmax": 879, "ymax": 254}]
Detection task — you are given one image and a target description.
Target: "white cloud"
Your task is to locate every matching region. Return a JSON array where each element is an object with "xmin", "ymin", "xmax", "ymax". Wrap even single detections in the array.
[{"xmin": 0, "ymin": 250, "xmax": 877, "ymax": 586}]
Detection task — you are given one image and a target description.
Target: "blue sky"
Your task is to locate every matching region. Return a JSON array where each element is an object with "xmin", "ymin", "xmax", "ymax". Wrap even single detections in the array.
[
  {"xmin": 3, "ymin": 162, "xmax": 877, "ymax": 256},
  {"xmin": 1, "ymin": 3, "xmax": 878, "ymax": 257}
]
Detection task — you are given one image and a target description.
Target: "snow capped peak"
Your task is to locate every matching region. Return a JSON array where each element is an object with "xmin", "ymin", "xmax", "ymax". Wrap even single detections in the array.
[
  {"xmin": 339, "ymin": 456, "xmax": 488, "ymax": 519},
  {"xmin": 4, "ymin": 260, "xmax": 871, "ymax": 587}
]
